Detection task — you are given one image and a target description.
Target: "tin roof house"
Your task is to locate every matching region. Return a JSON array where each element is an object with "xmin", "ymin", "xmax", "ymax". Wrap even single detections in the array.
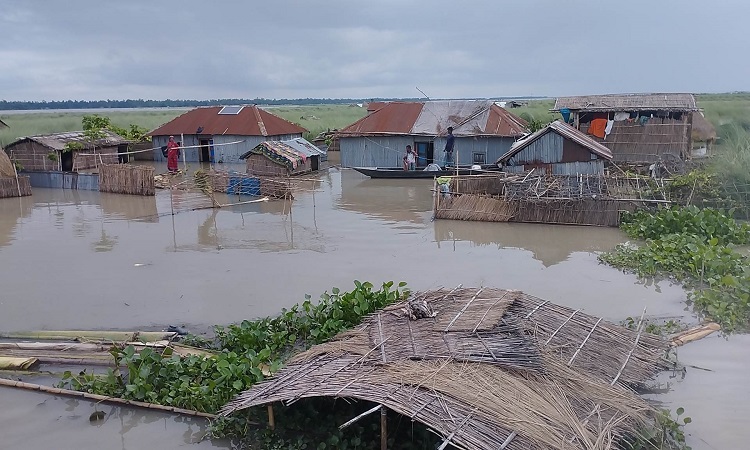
[
  {"xmin": 498, "ymin": 120, "xmax": 613, "ymax": 175},
  {"xmin": 239, "ymin": 137, "xmax": 327, "ymax": 177},
  {"xmin": 4, "ymin": 130, "xmax": 127, "ymax": 172},
  {"xmin": 337, "ymin": 100, "xmax": 528, "ymax": 168},
  {"xmin": 552, "ymin": 93, "xmax": 699, "ymax": 164},
  {"xmin": 148, "ymin": 106, "xmax": 307, "ymax": 164}
]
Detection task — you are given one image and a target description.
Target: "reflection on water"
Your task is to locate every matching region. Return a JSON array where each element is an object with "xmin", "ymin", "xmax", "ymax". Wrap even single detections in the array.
[
  {"xmin": 434, "ymin": 219, "xmax": 626, "ymax": 267},
  {"xmin": 0, "ymin": 167, "xmax": 746, "ymax": 449},
  {"xmin": 0, "ymin": 387, "xmax": 229, "ymax": 450}
]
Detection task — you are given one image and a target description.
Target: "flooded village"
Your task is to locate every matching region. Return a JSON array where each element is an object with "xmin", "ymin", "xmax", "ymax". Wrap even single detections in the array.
[{"xmin": 1, "ymin": 94, "xmax": 749, "ymax": 450}]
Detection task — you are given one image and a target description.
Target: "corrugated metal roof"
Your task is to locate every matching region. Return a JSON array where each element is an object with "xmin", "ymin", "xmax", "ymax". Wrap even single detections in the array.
[
  {"xmin": 338, "ymin": 101, "xmax": 527, "ymax": 137},
  {"xmin": 7, "ymin": 130, "xmax": 128, "ymax": 151},
  {"xmin": 148, "ymin": 106, "xmax": 307, "ymax": 137},
  {"xmin": 498, "ymin": 120, "xmax": 613, "ymax": 162},
  {"xmin": 553, "ymin": 93, "xmax": 697, "ymax": 111},
  {"xmin": 366, "ymin": 101, "xmax": 388, "ymax": 113},
  {"xmin": 239, "ymin": 137, "xmax": 324, "ymax": 160}
]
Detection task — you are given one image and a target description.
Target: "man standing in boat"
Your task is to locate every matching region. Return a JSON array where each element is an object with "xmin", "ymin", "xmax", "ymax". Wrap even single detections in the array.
[
  {"xmin": 443, "ymin": 127, "xmax": 455, "ymax": 167},
  {"xmin": 404, "ymin": 144, "xmax": 416, "ymax": 170}
]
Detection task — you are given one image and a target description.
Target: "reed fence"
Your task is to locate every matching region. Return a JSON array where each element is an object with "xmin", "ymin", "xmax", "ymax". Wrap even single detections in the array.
[
  {"xmin": 0, "ymin": 176, "xmax": 32, "ymax": 198},
  {"xmin": 99, "ymin": 164, "xmax": 155, "ymax": 196}
]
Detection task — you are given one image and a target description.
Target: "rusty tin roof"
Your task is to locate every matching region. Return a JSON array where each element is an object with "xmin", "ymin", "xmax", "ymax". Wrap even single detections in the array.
[
  {"xmin": 553, "ymin": 93, "xmax": 697, "ymax": 112},
  {"xmin": 339, "ymin": 100, "xmax": 527, "ymax": 137},
  {"xmin": 498, "ymin": 120, "xmax": 613, "ymax": 162},
  {"xmin": 148, "ymin": 106, "xmax": 307, "ymax": 137}
]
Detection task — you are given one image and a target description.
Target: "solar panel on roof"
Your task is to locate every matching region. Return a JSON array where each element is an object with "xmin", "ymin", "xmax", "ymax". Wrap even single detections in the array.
[{"xmin": 218, "ymin": 106, "xmax": 244, "ymax": 115}]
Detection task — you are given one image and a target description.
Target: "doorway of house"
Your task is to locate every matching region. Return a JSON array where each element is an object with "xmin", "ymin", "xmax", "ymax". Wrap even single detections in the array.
[
  {"xmin": 199, "ymin": 139, "xmax": 213, "ymax": 163},
  {"xmin": 415, "ymin": 142, "xmax": 434, "ymax": 167},
  {"xmin": 61, "ymin": 151, "xmax": 73, "ymax": 171}
]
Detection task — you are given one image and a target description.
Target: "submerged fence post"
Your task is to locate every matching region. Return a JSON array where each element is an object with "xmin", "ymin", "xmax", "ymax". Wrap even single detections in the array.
[{"xmin": 380, "ymin": 405, "xmax": 387, "ymax": 450}]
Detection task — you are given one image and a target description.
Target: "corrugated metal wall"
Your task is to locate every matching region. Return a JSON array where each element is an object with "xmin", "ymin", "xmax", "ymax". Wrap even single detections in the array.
[
  {"xmin": 25, "ymin": 171, "xmax": 99, "ymax": 190},
  {"xmin": 504, "ymin": 160, "xmax": 605, "ymax": 175},
  {"xmin": 340, "ymin": 136, "xmax": 515, "ymax": 167},
  {"xmin": 507, "ymin": 132, "xmax": 563, "ymax": 165},
  {"xmin": 152, "ymin": 134, "xmax": 302, "ymax": 163}
]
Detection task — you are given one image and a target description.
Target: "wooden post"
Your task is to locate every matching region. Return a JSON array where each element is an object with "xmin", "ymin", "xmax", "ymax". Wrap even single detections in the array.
[
  {"xmin": 380, "ymin": 405, "xmax": 387, "ymax": 450},
  {"xmin": 267, "ymin": 404, "xmax": 275, "ymax": 430},
  {"xmin": 181, "ymin": 133, "xmax": 187, "ymax": 172}
]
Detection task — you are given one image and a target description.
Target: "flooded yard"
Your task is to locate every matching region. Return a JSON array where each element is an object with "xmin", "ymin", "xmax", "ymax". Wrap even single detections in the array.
[{"xmin": 0, "ymin": 166, "xmax": 747, "ymax": 449}]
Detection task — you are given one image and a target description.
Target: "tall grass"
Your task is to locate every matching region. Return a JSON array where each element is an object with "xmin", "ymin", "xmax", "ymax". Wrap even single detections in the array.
[
  {"xmin": 0, "ymin": 110, "xmax": 187, "ymax": 147},
  {"xmin": 505, "ymin": 100, "xmax": 557, "ymax": 130},
  {"xmin": 0, "ymin": 105, "xmax": 368, "ymax": 146},
  {"xmin": 265, "ymin": 104, "xmax": 367, "ymax": 141}
]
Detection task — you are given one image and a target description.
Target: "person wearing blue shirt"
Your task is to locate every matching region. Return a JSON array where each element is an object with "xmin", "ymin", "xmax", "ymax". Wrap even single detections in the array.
[{"xmin": 443, "ymin": 127, "xmax": 455, "ymax": 167}]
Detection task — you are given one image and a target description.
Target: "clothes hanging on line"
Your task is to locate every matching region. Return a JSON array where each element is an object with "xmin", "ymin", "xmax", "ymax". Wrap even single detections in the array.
[
  {"xmin": 604, "ymin": 119, "xmax": 615, "ymax": 138},
  {"xmin": 559, "ymin": 108, "xmax": 571, "ymax": 123},
  {"xmin": 588, "ymin": 118, "xmax": 608, "ymax": 139},
  {"xmin": 614, "ymin": 112, "xmax": 630, "ymax": 121}
]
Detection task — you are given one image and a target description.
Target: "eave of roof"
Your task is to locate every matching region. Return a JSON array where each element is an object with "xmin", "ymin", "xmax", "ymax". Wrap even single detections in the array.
[{"xmin": 497, "ymin": 120, "xmax": 613, "ymax": 162}]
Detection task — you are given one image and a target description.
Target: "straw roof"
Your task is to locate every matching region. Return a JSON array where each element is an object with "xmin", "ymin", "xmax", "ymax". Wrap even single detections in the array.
[
  {"xmin": 691, "ymin": 111, "xmax": 717, "ymax": 142},
  {"xmin": 553, "ymin": 93, "xmax": 698, "ymax": 112},
  {"xmin": 222, "ymin": 288, "xmax": 667, "ymax": 450},
  {"xmin": 6, "ymin": 130, "xmax": 128, "ymax": 152},
  {"xmin": 0, "ymin": 149, "xmax": 16, "ymax": 178}
]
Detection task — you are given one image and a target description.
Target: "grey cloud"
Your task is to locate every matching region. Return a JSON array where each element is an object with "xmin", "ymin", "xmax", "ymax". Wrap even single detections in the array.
[{"xmin": 1, "ymin": 0, "xmax": 748, "ymax": 101}]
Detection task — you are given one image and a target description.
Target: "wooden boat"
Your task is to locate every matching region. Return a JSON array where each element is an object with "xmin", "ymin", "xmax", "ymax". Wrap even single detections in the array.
[{"xmin": 352, "ymin": 166, "xmax": 500, "ymax": 179}]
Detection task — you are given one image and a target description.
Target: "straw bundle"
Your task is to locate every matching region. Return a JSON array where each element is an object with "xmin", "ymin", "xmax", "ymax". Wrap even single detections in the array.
[
  {"xmin": 435, "ymin": 194, "xmax": 517, "ymax": 221},
  {"xmin": 0, "ymin": 149, "xmax": 16, "ymax": 178},
  {"xmin": 223, "ymin": 288, "xmax": 667, "ymax": 450},
  {"xmin": 99, "ymin": 164, "xmax": 155, "ymax": 196}
]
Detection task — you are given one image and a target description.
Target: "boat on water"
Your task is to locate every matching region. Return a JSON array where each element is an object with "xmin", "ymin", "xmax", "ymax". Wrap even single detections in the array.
[{"xmin": 352, "ymin": 166, "xmax": 500, "ymax": 179}]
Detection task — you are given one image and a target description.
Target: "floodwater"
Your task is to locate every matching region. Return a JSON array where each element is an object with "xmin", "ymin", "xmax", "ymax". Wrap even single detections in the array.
[{"xmin": 0, "ymin": 164, "xmax": 747, "ymax": 449}]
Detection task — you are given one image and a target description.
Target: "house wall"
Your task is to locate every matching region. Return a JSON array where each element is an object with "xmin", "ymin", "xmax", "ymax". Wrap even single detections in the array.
[
  {"xmin": 504, "ymin": 160, "xmax": 605, "ymax": 176},
  {"xmin": 152, "ymin": 133, "xmax": 303, "ymax": 163},
  {"xmin": 246, "ymin": 154, "xmax": 313, "ymax": 176},
  {"xmin": 340, "ymin": 135, "xmax": 515, "ymax": 168},
  {"xmin": 579, "ymin": 117, "xmax": 690, "ymax": 163},
  {"xmin": 5, "ymin": 141, "xmax": 117, "ymax": 171},
  {"xmin": 503, "ymin": 132, "xmax": 605, "ymax": 176}
]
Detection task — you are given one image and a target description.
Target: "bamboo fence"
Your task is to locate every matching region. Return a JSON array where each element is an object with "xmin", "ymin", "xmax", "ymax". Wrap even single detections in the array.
[
  {"xmin": 435, "ymin": 174, "xmax": 658, "ymax": 226},
  {"xmin": 222, "ymin": 287, "xmax": 667, "ymax": 450},
  {"xmin": 0, "ymin": 176, "xmax": 31, "ymax": 198},
  {"xmin": 99, "ymin": 164, "xmax": 155, "ymax": 196}
]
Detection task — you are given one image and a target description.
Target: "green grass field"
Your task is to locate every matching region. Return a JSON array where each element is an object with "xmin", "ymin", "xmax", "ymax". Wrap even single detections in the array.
[{"xmin": 0, "ymin": 104, "xmax": 369, "ymax": 147}]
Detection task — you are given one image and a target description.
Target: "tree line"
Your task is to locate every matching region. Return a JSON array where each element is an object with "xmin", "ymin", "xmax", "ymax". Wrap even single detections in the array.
[{"xmin": 0, "ymin": 98, "xmax": 417, "ymax": 111}]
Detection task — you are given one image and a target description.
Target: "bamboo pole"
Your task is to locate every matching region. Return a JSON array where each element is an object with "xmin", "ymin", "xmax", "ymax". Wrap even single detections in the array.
[
  {"xmin": 267, "ymin": 404, "xmax": 275, "ymax": 430},
  {"xmin": 0, "ymin": 378, "xmax": 217, "ymax": 418},
  {"xmin": 0, "ymin": 331, "xmax": 177, "ymax": 342},
  {"xmin": 380, "ymin": 405, "xmax": 387, "ymax": 450}
]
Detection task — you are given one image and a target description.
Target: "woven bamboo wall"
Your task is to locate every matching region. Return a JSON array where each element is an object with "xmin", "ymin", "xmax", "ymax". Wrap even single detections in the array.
[
  {"xmin": 435, "ymin": 194, "xmax": 635, "ymax": 226},
  {"xmin": 99, "ymin": 164, "xmax": 155, "ymax": 196},
  {"xmin": 246, "ymin": 154, "xmax": 312, "ymax": 177},
  {"xmin": 581, "ymin": 118, "xmax": 689, "ymax": 163},
  {"xmin": 0, "ymin": 176, "xmax": 32, "ymax": 198}
]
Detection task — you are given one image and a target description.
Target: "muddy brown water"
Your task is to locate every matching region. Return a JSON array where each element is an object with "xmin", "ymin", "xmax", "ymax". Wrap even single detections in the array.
[{"xmin": 0, "ymin": 165, "xmax": 747, "ymax": 449}]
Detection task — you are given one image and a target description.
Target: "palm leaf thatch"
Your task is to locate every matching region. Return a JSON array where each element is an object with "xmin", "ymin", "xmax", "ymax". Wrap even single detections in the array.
[{"xmin": 221, "ymin": 288, "xmax": 667, "ymax": 450}]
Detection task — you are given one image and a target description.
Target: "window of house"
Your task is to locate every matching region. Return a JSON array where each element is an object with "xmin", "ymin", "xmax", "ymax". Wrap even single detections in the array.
[{"xmin": 472, "ymin": 152, "xmax": 486, "ymax": 164}]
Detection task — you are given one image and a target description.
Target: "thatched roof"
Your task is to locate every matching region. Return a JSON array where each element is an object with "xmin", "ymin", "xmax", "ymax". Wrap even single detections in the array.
[
  {"xmin": 6, "ymin": 130, "xmax": 128, "ymax": 152},
  {"xmin": 222, "ymin": 288, "xmax": 667, "ymax": 450},
  {"xmin": 691, "ymin": 111, "xmax": 717, "ymax": 142},
  {"xmin": 553, "ymin": 93, "xmax": 698, "ymax": 112}
]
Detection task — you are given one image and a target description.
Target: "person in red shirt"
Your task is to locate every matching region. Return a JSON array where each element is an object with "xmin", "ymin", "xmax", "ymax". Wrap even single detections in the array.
[{"xmin": 166, "ymin": 136, "xmax": 179, "ymax": 173}]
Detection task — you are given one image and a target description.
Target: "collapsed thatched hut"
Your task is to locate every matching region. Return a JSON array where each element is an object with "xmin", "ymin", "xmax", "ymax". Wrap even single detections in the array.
[
  {"xmin": 690, "ymin": 111, "xmax": 717, "ymax": 157},
  {"xmin": 552, "ymin": 93, "xmax": 698, "ymax": 164},
  {"xmin": 222, "ymin": 287, "xmax": 667, "ymax": 450},
  {"xmin": 4, "ymin": 130, "xmax": 127, "ymax": 172},
  {"xmin": 239, "ymin": 138, "xmax": 326, "ymax": 177},
  {"xmin": 498, "ymin": 120, "xmax": 613, "ymax": 175}
]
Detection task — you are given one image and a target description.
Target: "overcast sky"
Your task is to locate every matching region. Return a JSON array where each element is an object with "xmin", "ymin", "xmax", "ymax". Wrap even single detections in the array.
[{"xmin": 1, "ymin": 1, "xmax": 747, "ymax": 101}]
